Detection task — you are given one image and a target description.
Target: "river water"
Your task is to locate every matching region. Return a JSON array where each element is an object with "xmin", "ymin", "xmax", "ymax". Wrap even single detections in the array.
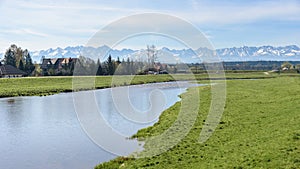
[{"xmin": 0, "ymin": 81, "xmax": 200, "ymax": 169}]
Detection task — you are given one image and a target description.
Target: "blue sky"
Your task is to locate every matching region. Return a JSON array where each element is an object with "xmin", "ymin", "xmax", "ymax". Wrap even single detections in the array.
[{"xmin": 0, "ymin": 0, "xmax": 299, "ymax": 52}]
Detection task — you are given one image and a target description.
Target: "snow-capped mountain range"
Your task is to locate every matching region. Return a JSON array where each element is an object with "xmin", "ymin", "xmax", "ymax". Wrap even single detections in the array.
[{"xmin": 1, "ymin": 45, "xmax": 300, "ymax": 63}]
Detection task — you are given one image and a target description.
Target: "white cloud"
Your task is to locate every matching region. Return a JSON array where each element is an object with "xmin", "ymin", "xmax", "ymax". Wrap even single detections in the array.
[
  {"xmin": 24, "ymin": 29, "xmax": 49, "ymax": 37},
  {"xmin": 184, "ymin": 0, "xmax": 300, "ymax": 24},
  {"xmin": 1, "ymin": 28, "xmax": 48, "ymax": 37}
]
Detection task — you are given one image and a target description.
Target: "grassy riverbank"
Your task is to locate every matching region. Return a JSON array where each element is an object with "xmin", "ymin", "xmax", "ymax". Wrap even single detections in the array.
[
  {"xmin": 0, "ymin": 72, "xmax": 278, "ymax": 97},
  {"xmin": 96, "ymin": 75, "xmax": 300, "ymax": 168},
  {"xmin": 0, "ymin": 75, "xmax": 174, "ymax": 98},
  {"xmin": 0, "ymin": 72, "xmax": 275, "ymax": 98}
]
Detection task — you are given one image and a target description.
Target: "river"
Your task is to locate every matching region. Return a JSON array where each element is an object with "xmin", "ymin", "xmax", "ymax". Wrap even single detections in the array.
[{"xmin": 0, "ymin": 81, "xmax": 200, "ymax": 169}]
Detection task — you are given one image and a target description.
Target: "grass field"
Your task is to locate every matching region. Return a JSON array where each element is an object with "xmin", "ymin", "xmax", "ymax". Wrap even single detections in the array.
[
  {"xmin": 95, "ymin": 75, "xmax": 300, "ymax": 169},
  {"xmin": 0, "ymin": 72, "xmax": 276, "ymax": 98}
]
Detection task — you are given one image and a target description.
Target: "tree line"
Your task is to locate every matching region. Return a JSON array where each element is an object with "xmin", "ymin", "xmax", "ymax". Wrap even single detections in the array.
[
  {"xmin": 1, "ymin": 44, "xmax": 35, "ymax": 75},
  {"xmin": 189, "ymin": 61, "xmax": 300, "ymax": 73},
  {"xmin": 74, "ymin": 55, "xmax": 152, "ymax": 76},
  {"xmin": 3, "ymin": 44, "xmax": 300, "ymax": 77}
]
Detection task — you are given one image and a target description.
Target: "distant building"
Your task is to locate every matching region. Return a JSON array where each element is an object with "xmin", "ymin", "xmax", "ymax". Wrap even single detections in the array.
[
  {"xmin": 40, "ymin": 57, "xmax": 78, "ymax": 75},
  {"xmin": 0, "ymin": 65, "xmax": 27, "ymax": 78},
  {"xmin": 144, "ymin": 62, "xmax": 168, "ymax": 74},
  {"xmin": 282, "ymin": 67, "xmax": 289, "ymax": 71},
  {"xmin": 154, "ymin": 62, "xmax": 167, "ymax": 71}
]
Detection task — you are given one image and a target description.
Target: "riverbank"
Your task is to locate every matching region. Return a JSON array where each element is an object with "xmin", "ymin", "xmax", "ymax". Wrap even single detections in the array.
[
  {"xmin": 0, "ymin": 72, "xmax": 276, "ymax": 98},
  {"xmin": 96, "ymin": 76, "xmax": 300, "ymax": 168},
  {"xmin": 0, "ymin": 75, "xmax": 174, "ymax": 98}
]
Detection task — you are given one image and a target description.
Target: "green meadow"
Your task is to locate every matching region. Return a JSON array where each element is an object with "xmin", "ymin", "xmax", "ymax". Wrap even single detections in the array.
[
  {"xmin": 1, "ymin": 72, "xmax": 299, "ymax": 168},
  {"xmin": 96, "ymin": 75, "xmax": 300, "ymax": 169},
  {"xmin": 0, "ymin": 72, "xmax": 274, "ymax": 98}
]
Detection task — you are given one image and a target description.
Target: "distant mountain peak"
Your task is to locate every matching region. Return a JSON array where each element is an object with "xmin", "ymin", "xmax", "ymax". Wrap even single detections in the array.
[{"xmin": 0, "ymin": 45, "xmax": 299, "ymax": 63}]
